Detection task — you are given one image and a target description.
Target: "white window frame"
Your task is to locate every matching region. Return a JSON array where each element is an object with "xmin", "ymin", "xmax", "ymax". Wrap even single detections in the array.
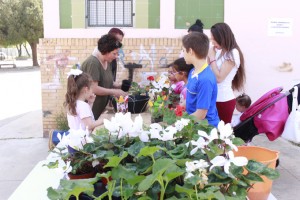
[{"xmin": 86, "ymin": 0, "xmax": 134, "ymax": 27}]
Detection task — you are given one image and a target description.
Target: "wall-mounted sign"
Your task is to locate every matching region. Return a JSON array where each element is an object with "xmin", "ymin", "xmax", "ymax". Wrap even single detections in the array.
[{"xmin": 268, "ymin": 18, "xmax": 293, "ymax": 36}]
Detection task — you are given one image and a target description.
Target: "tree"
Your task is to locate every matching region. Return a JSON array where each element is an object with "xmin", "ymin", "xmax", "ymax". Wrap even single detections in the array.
[{"xmin": 0, "ymin": 0, "xmax": 43, "ymax": 66}]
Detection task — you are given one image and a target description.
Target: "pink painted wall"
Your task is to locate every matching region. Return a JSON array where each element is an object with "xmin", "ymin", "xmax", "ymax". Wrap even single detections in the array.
[{"xmin": 225, "ymin": 0, "xmax": 299, "ymax": 101}]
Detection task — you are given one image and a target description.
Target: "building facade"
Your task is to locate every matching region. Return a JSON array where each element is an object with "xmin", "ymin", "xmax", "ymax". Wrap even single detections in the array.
[{"xmin": 40, "ymin": 0, "xmax": 299, "ymax": 136}]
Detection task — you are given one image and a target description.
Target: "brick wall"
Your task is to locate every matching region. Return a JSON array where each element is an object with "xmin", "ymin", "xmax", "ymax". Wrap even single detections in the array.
[{"xmin": 38, "ymin": 38, "xmax": 182, "ymax": 137}]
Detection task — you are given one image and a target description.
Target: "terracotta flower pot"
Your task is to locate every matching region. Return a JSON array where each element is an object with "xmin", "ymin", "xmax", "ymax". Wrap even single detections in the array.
[
  {"xmin": 233, "ymin": 146, "xmax": 279, "ymax": 200},
  {"xmin": 68, "ymin": 170, "xmax": 96, "ymax": 180}
]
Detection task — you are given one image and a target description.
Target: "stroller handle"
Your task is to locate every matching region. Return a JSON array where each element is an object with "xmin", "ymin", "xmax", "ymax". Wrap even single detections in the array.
[{"xmin": 288, "ymin": 83, "xmax": 300, "ymax": 93}]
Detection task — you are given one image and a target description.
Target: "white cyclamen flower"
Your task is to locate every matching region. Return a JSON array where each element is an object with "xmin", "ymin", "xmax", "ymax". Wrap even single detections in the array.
[
  {"xmin": 104, "ymin": 117, "xmax": 120, "ymax": 136},
  {"xmin": 67, "ymin": 129, "xmax": 87, "ymax": 150},
  {"xmin": 197, "ymin": 129, "xmax": 218, "ymax": 143},
  {"xmin": 116, "ymin": 112, "xmax": 133, "ymax": 138},
  {"xmin": 175, "ymin": 118, "xmax": 190, "ymax": 131},
  {"xmin": 149, "ymin": 123, "xmax": 163, "ymax": 140},
  {"xmin": 161, "ymin": 126, "xmax": 177, "ymax": 141},
  {"xmin": 139, "ymin": 131, "xmax": 150, "ymax": 142},
  {"xmin": 190, "ymin": 137, "xmax": 207, "ymax": 155},
  {"xmin": 218, "ymin": 120, "xmax": 234, "ymax": 140},
  {"xmin": 129, "ymin": 114, "xmax": 144, "ymax": 137},
  {"xmin": 210, "ymin": 151, "xmax": 248, "ymax": 174}
]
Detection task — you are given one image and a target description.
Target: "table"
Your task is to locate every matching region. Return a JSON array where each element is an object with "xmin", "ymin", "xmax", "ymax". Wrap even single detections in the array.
[{"xmin": 8, "ymin": 161, "xmax": 63, "ymax": 200}]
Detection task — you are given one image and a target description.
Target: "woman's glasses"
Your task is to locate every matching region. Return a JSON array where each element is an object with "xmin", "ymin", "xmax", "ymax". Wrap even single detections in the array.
[{"xmin": 168, "ymin": 71, "xmax": 179, "ymax": 75}]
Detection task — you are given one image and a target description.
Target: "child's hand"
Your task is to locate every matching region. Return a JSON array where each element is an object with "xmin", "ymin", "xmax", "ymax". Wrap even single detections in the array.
[{"xmin": 88, "ymin": 93, "xmax": 96, "ymax": 105}]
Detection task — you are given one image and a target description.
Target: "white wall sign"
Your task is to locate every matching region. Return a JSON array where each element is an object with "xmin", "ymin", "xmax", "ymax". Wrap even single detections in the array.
[{"xmin": 268, "ymin": 18, "xmax": 293, "ymax": 36}]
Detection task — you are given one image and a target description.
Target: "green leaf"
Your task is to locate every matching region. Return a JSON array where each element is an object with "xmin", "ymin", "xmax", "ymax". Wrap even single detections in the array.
[
  {"xmin": 185, "ymin": 175, "xmax": 201, "ymax": 186},
  {"xmin": 135, "ymin": 157, "xmax": 153, "ymax": 174},
  {"xmin": 175, "ymin": 184, "xmax": 195, "ymax": 197},
  {"xmin": 232, "ymin": 137, "xmax": 245, "ymax": 146},
  {"xmin": 137, "ymin": 146, "xmax": 161, "ymax": 158},
  {"xmin": 105, "ymin": 151, "xmax": 128, "ymax": 168},
  {"xmin": 47, "ymin": 177, "xmax": 98, "ymax": 200},
  {"xmin": 261, "ymin": 167, "xmax": 280, "ymax": 180},
  {"xmin": 47, "ymin": 187, "xmax": 63, "ymax": 200},
  {"xmin": 230, "ymin": 165, "xmax": 244, "ymax": 177},
  {"xmin": 167, "ymin": 144, "xmax": 188, "ymax": 159},
  {"xmin": 153, "ymin": 158, "xmax": 175, "ymax": 174},
  {"xmin": 245, "ymin": 160, "xmax": 265, "ymax": 173},
  {"xmin": 208, "ymin": 174, "xmax": 232, "ymax": 186},
  {"xmin": 244, "ymin": 172, "xmax": 264, "ymax": 182},
  {"xmin": 165, "ymin": 171, "xmax": 184, "ymax": 183},
  {"xmin": 127, "ymin": 141, "xmax": 145, "ymax": 157},
  {"xmin": 94, "ymin": 149, "xmax": 114, "ymax": 159},
  {"xmin": 211, "ymin": 166, "xmax": 229, "ymax": 179},
  {"xmin": 44, "ymin": 160, "xmax": 59, "ymax": 169},
  {"xmin": 227, "ymin": 184, "xmax": 247, "ymax": 198},
  {"xmin": 175, "ymin": 158, "xmax": 191, "ymax": 167},
  {"xmin": 138, "ymin": 174, "xmax": 157, "ymax": 191},
  {"xmin": 83, "ymin": 143, "xmax": 96, "ymax": 153},
  {"xmin": 138, "ymin": 196, "xmax": 152, "ymax": 200},
  {"xmin": 111, "ymin": 165, "xmax": 145, "ymax": 186}
]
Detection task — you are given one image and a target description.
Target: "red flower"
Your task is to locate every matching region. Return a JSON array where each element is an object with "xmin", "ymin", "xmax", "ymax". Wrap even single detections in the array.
[
  {"xmin": 175, "ymin": 105, "xmax": 185, "ymax": 117},
  {"xmin": 147, "ymin": 76, "xmax": 155, "ymax": 81}
]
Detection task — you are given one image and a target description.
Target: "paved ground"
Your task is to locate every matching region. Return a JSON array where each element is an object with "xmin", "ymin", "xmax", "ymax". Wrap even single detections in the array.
[{"xmin": 0, "ymin": 66, "xmax": 300, "ymax": 199}]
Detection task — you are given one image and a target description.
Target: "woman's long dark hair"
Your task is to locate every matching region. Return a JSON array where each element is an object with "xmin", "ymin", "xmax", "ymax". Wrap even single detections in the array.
[
  {"xmin": 211, "ymin": 23, "xmax": 245, "ymax": 91},
  {"xmin": 64, "ymin": 72, "xmax": 92, "ymax": 116}
]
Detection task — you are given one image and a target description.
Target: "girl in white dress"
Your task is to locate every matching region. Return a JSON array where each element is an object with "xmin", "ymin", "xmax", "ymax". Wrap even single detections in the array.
[{"xmin": 65, "ymin": 69, "xmax": 105, "ymax": 132}]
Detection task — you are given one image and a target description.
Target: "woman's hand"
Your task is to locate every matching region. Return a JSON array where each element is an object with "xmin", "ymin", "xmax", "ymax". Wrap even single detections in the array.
[
  {"xmin": 208, "ymin": 47, "xmax": 216, "ymax": 63},
  {"xmin": 113, "ymin": 89, "xmax": 128, "ymax": 97}
]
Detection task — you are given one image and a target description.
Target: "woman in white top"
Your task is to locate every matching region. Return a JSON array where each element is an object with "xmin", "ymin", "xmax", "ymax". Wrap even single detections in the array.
[
  {"xmin": 208, "ymin": 23, "xmax": 246, "ymax": 124},
  {"xmin": 65, "ymin": 69, "xmax": 105, "ymax": 132}
]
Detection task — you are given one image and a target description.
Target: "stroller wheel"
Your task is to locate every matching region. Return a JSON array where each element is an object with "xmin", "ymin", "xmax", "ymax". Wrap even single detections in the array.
[{"xmin": 276, "ymin": 159, "xmax": 280, "ymax": 168}]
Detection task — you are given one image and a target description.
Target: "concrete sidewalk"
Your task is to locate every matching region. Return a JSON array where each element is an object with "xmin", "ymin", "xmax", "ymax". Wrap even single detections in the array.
[
  {"xmin": 0, "ymin": 110, "xmax": 299, "ymax": 200},
  {"xmin": 0, "ymin": 110, "xmax": 49, "ymax": 200}
]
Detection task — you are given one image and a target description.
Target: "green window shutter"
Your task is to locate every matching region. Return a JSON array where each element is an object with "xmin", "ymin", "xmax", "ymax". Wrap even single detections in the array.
[
  {"xmin": 60, "ymin": 0, "xmax": 72, "ymax": 29},
  {"xmin": 175, "ymin": 0, "xmax": 224, "ymax": 29},
  {"xmin": 148, "ymin": 0, "xmax": 160, "ymax": 29}
]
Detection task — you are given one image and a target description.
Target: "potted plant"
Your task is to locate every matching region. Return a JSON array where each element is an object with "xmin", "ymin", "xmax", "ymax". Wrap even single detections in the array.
[
  {"xmin": 46, "ymin": 112, "xmax": 279, "ymax": 200},
  {"xmin": 148, "ymin": 95, "xmax": 167, "ymax": 123},
  {"xmin": 45, "ymin": 129, "xmax": 101, "ymax": 180}
]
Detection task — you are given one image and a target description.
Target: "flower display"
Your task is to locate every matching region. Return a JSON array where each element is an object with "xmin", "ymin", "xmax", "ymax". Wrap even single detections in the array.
[
  {"xmin": 148, "ymin": 95, "xmax": 168, "ymax": 121},
  {"xmin": 46, "ymin": 114, "xmax": 279, "ymax": 200},
  {"xmin": 148, "ymin": 73, "xmax": 170, "ymax": 98},
  {"xmin": 114, "ymin": 95, "xmax": 128, "ymax": 113}
]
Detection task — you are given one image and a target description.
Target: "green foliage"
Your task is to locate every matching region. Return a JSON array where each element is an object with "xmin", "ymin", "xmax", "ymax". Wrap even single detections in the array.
[
  {"xmin": 0, "ymin": 0, "xmax": 43, "ymax": 65},
  {"xmin": 46, "ymin": 115, "xmax": 280, "ymax": 200},
  {"xmin": 47, "ymin": 176, "xmax": 99, "ymax": 200},
  {"xmin": 129, "ymin": 82, "xmax": 149, "ymax": 96},
  {"xmin": 54, "ymin": 110, "xmax": 69, "ymax": 131},
  {"xmin": 0, "ymin": 0, "xmax": 43, "ymax": 45}
]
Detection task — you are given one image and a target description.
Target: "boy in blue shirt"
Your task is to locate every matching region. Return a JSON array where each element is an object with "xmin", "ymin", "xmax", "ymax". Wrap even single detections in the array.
[{"xmin": 182, "ymin": 32, "xmax": 220, "ymax": 127}]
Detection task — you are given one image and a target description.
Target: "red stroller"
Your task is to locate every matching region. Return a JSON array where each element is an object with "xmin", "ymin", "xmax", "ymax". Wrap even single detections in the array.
[{"xmin": 233, "ymin": 84, "xmax": 300, "ymax": 142}]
